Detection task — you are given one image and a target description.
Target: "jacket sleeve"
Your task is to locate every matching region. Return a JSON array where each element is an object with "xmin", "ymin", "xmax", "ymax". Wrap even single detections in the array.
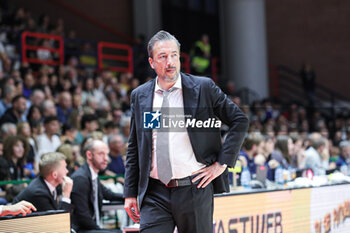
[
  {"xmin": 123, "ymin": 90, "xmax": 140, "ymax": 198},
  {"xmin": 100, "ymin": 182, "xmax": 123, "ymax": 201},
  {"xmin": 71, "ymin": 175, "xmax": 99, "ymax": 230},
  {"xmin": 208, "ymin": 79, "xmax": 249, "ymax": 167}
]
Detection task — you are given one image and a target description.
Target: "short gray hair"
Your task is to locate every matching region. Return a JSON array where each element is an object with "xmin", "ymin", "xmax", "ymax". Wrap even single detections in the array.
[
  {"xmin": 147, "ymin": 30, "xmax": 181, "ymax": 58},
  {"xmin": 39, "ymin": 152, "xmax": 66, "ymax": 178}
]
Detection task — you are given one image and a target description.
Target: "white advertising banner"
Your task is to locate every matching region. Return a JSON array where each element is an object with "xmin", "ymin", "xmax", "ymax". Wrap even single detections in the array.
[{"xmin": 310, "ymin": 184, "xmax": 350, "ymax": 233}]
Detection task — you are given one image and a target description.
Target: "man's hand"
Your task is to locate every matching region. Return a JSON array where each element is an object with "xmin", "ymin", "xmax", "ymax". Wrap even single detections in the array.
[
  {"xmin": 62, "ymin": 176, "xmax": 73, "ymax": 198},
  {"xmin": 124, "ymin": 197, "xmax": 140, "ymax": 223},
  {"xmin": 2, "ymin": 201, "xmax": 37, "ymax": 216},
  {"xmin": 192, "ymin": 162, "xmax": 227, "ymax": 188}
]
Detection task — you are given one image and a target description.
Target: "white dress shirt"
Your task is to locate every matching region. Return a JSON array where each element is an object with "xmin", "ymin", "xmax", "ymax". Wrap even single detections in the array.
[{"xmin": 150, "ymin": 76, "xmax": 205, "ymax": 180}]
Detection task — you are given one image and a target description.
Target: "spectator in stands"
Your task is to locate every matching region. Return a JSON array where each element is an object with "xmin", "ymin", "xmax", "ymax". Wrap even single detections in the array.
[
  {"xmin": 111, "ymin": 108, "xmax": 122, "ymax": 126},
  {"xmin": 72, "ymin": 143, "xmax": 84, "ymax": 169},
  {"xmin": 60, "ymin": 123, "xmax": 77, "ymax": 144},
  {"xmin": 41, "ymin": 99, "xmax": 57, "ymax": 118},
  {"xmin": 71, "ymin": 139, "xmax": 123, "ymax": 232},
  {"xmin": 0, "ymin": 84, "xmax": 16, "ymax": 116},
  {"xmin": 37, "ymin": 40, "xmax": 52, "ymax": 61},
  {"xmin": 0, "ymin": 123, "xmax": 17, "ymax": 139},
  {"xmin": 107, "ymin": 134, "xmax": 125, "ymax": 178},
  {"xmin": 238, "ymin": 133, "xmax": 264, "ymax": 175},
  {"xmin": 190, "ymin": 34, "xmax": 211, "ymax": 76},
  {"xmin": 56, "ymin": 143, "xmax": 76, "ymax": 175},
  {"xmin": 56, "ymin": 91, "xmax": 73, "ymax": 124},
  {"xmin": 14, "ymin": 152, "xmax": 73, "ymax": 213},
  {"xmin": 82, "ymin": 77, "xmax": 106, "ymax": 105},
  {"xmin": 290, "ymin": 133, "xmax": 306, "ymax": 169},
  {"xmin": 0, "ymin": 200, "xmax": 36, "ymax": 216},
  {"xmin": 304, "ymin": 136, "xmax": 328, "ymax": 175},
  {"xmin": 0, "ymin": 136, "xmax": 30, "ymax": 202},
  {"xmin": 120, "ymin": 116, "xmax": 131, "ymax": 141},
  {"xmin": 336, "ymin": 140, "xmax": 350, "ymax": 169},
  {"xmin": 26, "ymin": 105, "xmax": 42, "ymax": 125},
  {"xmin": 271, "ymin": 135, "xmax": 294, "ymax": 169},
  {"xmin": 102, "ymin": 121, "xmax": 119, "ymax": 144},
  {"xmin": 29, "ymin": 89, "xmax": 45, "ymax": 108},
  {"xmin": 85, "ymin": 96, "xmax": 98, "ymax": 114},
  {"xmin": 36, "ymin": 116, "xmax": 61, "ymax": 159},
  {"xmin": 0, "ymin": 135, "xmax": 30, "ymax": 180},
  {"xmin": 78, "ymin": 114, "xmax": 99, "ymax": 141},
  {"xmin": 17, "ymin": 122, "xmax": 38, "ymax": 176},
  {"xmin": 0, "ymin": 95, "xmax": 27, "ymax": 126}
]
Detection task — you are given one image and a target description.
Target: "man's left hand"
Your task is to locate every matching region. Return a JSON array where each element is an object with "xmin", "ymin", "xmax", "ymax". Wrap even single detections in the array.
[{"xmin": 191, "ymin": 162, "xmax": 227, "ymax": 188}]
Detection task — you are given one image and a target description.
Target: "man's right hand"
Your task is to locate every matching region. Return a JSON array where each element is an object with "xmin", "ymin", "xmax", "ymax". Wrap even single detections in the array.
[
  {"xmin": 124, "ymin": 197, "xmax": 140, "ymax": 223},
  {"xmin": 62, "ymin": 176, "xmax": 73, "ymax": 198}
]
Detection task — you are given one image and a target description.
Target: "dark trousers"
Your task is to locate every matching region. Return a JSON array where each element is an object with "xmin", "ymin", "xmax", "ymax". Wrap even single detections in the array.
[{"xmin": 140, "ymin": 178, "xmax": 214, "ymax": 233}]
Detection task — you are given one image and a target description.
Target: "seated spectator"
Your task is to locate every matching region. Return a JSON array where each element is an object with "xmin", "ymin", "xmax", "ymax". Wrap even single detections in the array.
[
  {"xmin": 238, "ymin": 133, "xmax": 264, "ymax": 176},
  {"xmin": 102, "ymin": 121, "xmax": 119, "ymax": 144},
  {"xmin": 0, "ymin": 84, "xmax": 16, "ymax": 117},
  {"xmin": 0, "ymin": 95, "xmax": 27, "ymax": 126},
  {"xmin": 28, "ymin": 89, "xmax": 45, "ymax": 109},
  {"xmin": 60, "ymin": 123, "xmax": 78, "ymax": 144},
  {"xmin": 56, "ymin": 143, "xmax": 75, "ymax": 175},
  {"xmin": 36, "ymin": 116, "xmax": 61, "ymax": 160},
  {"xmin": 41, "ymin": 99, "xmax": 57, "ymax": 118},
  {"xmin": 106, "ymin": 134, "xmax": 125, "ymax": 183},
  {"xmin": 0, "ymin": 200, "xmax": 36, "ymax": 216},
  {"xmin": 27, "ymin": 105, "xmax": 43, "ymax": 125},
  {"xmin": 271, "ymin": 135, "xmax": 294, "ymax": 169},
  {"xmin": 14, "ymin": 152, "xmax": 73, "ymax": 213},
  {"xmin": 75, "ymin": 114, "xmax": 98, "ymax": 144},
  {"xmin": 0, "ymin": 135, "xmax": 30, "ymax": 181},
  {"xmin": 17, "ymin": 122, "xmax": 38, "ymax": 177},
  {"xmin": 56, "ymin": 91, "xmax": 73, "ymax": 124},
  {"xmin": 71, "ymin": 139, "xmax": 123, "ymax": 232},
  {"xmin": 304, "ymin": 136, "xmax": 328, "ymax": 175},
  {"xmin": 1, "ymin": 123, "xmax": 17, "ymax": 139},
  {"xmin": 0, "ymin": 136, "xmax": 30, "ymax": 202},
  {"xmin": 22, "ymin": 73, "xmax": 35, "ymax": 99},
  {"xmin": 336, "ymin": 140, "xmax": 350, "ymax": 169}
]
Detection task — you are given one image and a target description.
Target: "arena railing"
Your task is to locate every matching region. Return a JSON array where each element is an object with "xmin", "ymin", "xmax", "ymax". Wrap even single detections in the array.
[
  {"xmin": 21, "ymin": 31, "xmax": 64, "ymax": 66},
  {"xmin": 98, "ymin": 41, "xmax": 133, "ymax": 73}
]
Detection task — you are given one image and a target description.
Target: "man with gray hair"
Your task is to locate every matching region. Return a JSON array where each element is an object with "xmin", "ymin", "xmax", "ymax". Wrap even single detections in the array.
[
  {"xmin": 0, "ymin": 122, "xmax": 17, "ymax": 139},
  {"xmin": 336, "ymin": 140, "xmax": 350, "ymax": 170},
  {"xmin": 124, "ymin": 30, "xmax": 248, "ymax": 233},
  {"xmin": 71, "ymin": 139, "xmax": 123, "ymax": 232},
  {"xmin": 14, "ymin": 152, "xmax": 73, "ymax": 212},
  {"xmin": 304, "ymin": 136, "xmax": 328, "ymax": 175}
]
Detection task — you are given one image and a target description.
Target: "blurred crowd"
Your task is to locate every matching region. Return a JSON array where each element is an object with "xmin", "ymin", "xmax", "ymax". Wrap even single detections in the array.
[{"xmin": 0, "ymin": 5, "xmax": 348, "ymax": 206}]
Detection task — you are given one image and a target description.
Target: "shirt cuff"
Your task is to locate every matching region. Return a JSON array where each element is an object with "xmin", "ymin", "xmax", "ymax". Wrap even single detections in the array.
[{"xmin": 61, "ymin": 197, "xmax": 71, "ymax": 204}]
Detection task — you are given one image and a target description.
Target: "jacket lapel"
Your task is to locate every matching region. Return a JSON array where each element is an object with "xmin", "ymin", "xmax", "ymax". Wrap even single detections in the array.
[
  {"xmin": 181, "ymin": 73, "xmax": 199, "ymax": 119},
  {"xmin": 40, "ymin": 176, "xmax": 58, "ymax": 209},
  {"xmin": 139, "ymin": 79, "xmax": 156, "ymax": 160}
]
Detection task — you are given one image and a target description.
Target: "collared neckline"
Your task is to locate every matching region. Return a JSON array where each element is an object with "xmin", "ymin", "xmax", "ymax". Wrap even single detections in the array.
[
  {"xmin": 44, "ymin": 179, "xmax": 56, "ymax": 195},
  {"xmin": 88, "ymin": 165, "xmax": 98, "ymax": 180},
  {"xmin": 154, "ymin": 75, "xmax": 182, "ymax": 94}
]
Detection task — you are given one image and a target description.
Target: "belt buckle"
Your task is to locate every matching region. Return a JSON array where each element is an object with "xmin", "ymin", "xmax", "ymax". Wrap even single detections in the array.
[{"xmin": 166, "ymin": 179, "xmax": 178, "ymax": 187}]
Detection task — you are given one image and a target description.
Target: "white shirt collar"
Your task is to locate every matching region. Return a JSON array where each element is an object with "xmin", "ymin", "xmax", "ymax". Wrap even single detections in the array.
[
  {"xmin": 154, "ymin": 74, "xmax": 182, "ymax": 93},
  {"xmin": 89, "ymin": 164, "xmax": 98, "ymax": 180},
  {"xmin": 44, "ymin": 179, "xmax": 56, "ymax": 194}
]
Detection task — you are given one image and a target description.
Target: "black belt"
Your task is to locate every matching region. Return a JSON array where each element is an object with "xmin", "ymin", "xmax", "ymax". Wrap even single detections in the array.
[{"xmin": 150, "ymin": 175, "xmax": 199, "ymax": 188}]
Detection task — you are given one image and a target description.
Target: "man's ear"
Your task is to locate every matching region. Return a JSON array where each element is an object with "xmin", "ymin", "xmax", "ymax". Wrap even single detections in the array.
[
  {"xmin": 86, "ymin": 150, "xmax": 92, "ymax": 160},
  {"xmin": 149, "ymin": 57, "xmax": 155, "ymax": 69},
  {"xmin": 52, "ymin": 170, "xmax": 58, "ymax": 179}
]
